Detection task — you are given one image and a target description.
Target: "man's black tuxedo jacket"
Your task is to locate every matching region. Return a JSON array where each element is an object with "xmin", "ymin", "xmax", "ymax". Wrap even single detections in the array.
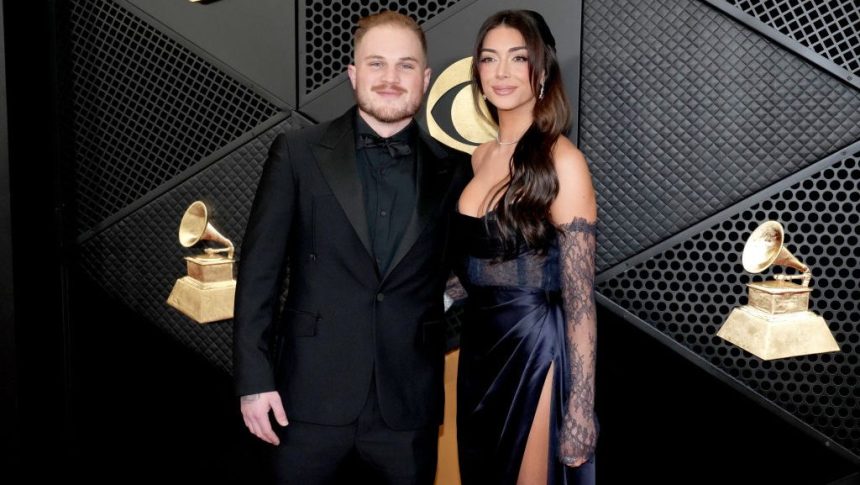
[{"xmin": 234, "ymin": 108, "xmax": 471, "ymax": 430}]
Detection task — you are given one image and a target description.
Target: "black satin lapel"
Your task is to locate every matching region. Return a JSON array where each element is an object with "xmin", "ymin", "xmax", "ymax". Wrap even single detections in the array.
[
  {"xmin": 313, "ymin": 126, "xmax": 373, "ymax": 257},
  {"xmin": 383, "ymin": 138, "xmax": 449, "ymax": 280}
]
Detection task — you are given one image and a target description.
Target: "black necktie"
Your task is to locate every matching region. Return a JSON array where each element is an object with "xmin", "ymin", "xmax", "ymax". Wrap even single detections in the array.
[{"xmin": 359, "ymin": 133, "xmax": 412, "ymax": 158}]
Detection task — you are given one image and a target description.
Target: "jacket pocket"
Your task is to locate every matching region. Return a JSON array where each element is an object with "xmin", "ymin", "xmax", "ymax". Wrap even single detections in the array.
[{"xmin": 283, "ymin": 308, "xmax": 320, "ymax": 337}]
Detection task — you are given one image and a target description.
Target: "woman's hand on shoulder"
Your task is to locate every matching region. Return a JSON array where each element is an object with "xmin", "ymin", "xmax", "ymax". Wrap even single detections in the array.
[{"xmin": 550, "ymin": 137, "xmax": 597, "ymax": 225}]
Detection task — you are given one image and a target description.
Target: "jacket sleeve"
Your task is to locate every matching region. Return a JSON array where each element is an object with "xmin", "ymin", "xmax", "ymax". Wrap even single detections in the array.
[
  {"xmin": 557, "ymin": 217, "xmax": 599, "ymax": 466},
  {"xmin": 233, "ymin": 133, "xmax": 296, "ymax": 397}
]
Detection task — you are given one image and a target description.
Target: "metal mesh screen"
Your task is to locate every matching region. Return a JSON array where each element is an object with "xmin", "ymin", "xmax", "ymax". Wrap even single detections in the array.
[
  {"xmin": 580, "ymin": 0, "xmax": 860, "ymax": 271},
  {"xmin": 725, "ymin": 0, "xmax": 860, "ymax": 76},
  {"xmin": 65, "ymin": 0, "xmax": 281, "ymax": 233},
  {"xmin": 303, "ymin": 0, "xmax": 461, "ymax": 94},
  {"xmin": 78, "ymin": 118, "xmax": 309, "ymax": 373},
  {"xmin": 597, "ymin": 147, "xmax": 860, "ymax": 456}
]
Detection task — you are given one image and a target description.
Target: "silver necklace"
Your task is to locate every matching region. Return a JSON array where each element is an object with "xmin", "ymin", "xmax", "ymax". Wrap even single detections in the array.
[{"xmin": 496, "ymin": 135, "xmax": 519, "ymax": 146}]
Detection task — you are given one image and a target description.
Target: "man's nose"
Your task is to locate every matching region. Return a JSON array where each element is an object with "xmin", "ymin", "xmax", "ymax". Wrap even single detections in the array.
[{"xmin": 381, "ymin": 65, "xmax": 400, "ymax": 83}]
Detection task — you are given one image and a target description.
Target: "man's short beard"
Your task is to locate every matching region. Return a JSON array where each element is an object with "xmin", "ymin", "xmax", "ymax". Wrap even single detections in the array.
[{"xmin": 356, "ymin": 96, "xmax": 421, "ymax": 124}]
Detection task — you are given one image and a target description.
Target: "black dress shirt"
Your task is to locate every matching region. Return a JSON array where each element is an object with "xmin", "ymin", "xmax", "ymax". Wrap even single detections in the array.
[{"xmin": 354, "ymin": 114, "xmax": 418, "ymax": 274}]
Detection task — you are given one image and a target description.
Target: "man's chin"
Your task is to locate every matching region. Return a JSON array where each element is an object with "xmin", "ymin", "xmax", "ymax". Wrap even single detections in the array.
[
  {"xmin": 374, "ymin": 112, "xmax": 413, "ymax": 123},
  {"xmin": 360, "ymin": 106, "xmax": 419, "ymax": 124}
]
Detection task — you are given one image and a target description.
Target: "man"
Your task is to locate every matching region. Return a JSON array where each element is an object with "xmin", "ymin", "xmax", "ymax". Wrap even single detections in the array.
[{"xmin": 233, "ymin": 11, "xmax": 470, "ymax": 484}]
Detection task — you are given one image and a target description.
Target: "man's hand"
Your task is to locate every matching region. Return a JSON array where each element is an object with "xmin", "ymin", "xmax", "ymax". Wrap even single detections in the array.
[{"xmin": 240, "ymin": 391, "xmax": 288, "ymax": 445}]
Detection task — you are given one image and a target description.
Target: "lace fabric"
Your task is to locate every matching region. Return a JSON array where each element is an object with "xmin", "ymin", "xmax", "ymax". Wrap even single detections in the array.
[
  {"xmin": 457, "ymin": 212, "xmax": 561, "ymax": 291},
  {"xmin": 556, "ymin": 217, "xmax": 598, "ymax": 466},
  {"xmin": 464, "ymin": 248, "xmax": 560, "ymax": 289}
]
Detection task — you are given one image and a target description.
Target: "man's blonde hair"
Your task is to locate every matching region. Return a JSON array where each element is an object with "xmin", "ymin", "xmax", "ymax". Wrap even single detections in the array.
[{"xmin": 354, "ymin": 11, "xmax": 427, "ymax": 58}]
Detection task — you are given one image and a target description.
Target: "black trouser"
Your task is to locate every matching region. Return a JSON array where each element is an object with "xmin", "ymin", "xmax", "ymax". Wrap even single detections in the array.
[{"xmin": 272, "ymin": 378, "xmax": 438, "ymax": 485}]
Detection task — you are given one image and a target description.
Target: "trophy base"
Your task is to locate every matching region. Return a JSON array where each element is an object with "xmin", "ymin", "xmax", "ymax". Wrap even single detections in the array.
[
  {"xmin": 167, "ymin": 276, "xmax": 235, "ymax": 324},
  {"xmin": 717, "ymin": 305, "xmax": 840, "ymax": 360}
]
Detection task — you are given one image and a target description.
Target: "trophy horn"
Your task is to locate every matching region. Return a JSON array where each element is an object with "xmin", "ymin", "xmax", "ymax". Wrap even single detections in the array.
[
  {"xmin": 178, "ymin": 201, "xmax": 234, "ymax": 259},
  {"xmin": 741, "ymin": 220, "xmax": 808, "ymax": 275}
]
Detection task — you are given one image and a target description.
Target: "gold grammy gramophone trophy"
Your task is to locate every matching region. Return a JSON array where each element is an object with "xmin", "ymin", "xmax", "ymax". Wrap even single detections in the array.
[
  {"xmin": 167, "ymin": 201, "xmax": 236, "ymax": 324},
  {"xmin": 716, "ymin": 221, "xmax": 839, "ymax": 360}
]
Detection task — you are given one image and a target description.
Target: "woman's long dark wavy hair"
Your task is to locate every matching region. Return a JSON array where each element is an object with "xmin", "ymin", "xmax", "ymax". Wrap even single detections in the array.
[{"xmin": 472, "ymin": 10, "xmax": 571, "ymax": 257}]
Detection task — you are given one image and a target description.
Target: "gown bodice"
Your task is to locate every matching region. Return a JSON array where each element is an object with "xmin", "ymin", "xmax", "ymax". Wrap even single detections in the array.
[{"xmin": 454, "ymin": 210, "xmax": 561, "ymax": 292}]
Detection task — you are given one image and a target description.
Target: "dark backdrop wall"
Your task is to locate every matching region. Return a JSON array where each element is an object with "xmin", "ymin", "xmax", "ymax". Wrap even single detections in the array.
[
  {"xmin": 0, "ymin": 0, "xmax": 18, "ymax": 474},
  {"xmin": 3, "ymin": 0, "xmax": 860, "ymax": 483},
  {"xmin": 583, "ymin": 0, "xmax": 860, "ymax": 467},
  {"xmin": 3, "ymin": 0, "xmax": 71, "ymax": 480},
  {"xmin": 125, "ymin": 0, "xmax": 295, "ymax": 107}
]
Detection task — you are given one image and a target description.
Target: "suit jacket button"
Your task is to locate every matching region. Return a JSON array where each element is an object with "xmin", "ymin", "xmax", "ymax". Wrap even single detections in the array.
[{"xmin": 376, "ymin": 293, "xmax": 385, "ymax": 302}]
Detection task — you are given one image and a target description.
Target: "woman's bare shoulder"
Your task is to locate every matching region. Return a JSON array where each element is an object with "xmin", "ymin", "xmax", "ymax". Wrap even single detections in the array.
[{"xmin": 551, "ymin": 136, "xmax": 596, "ymax": 224}]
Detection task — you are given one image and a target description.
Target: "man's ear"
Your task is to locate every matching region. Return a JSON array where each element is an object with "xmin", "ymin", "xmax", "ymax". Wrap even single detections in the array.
[
  {"xmin": 348, "ymin": 64, "xmax": 357, "ymax": 89},
  {"xmin": 422, "ymin": 67, "xmax": 432, "ymax": 94}
]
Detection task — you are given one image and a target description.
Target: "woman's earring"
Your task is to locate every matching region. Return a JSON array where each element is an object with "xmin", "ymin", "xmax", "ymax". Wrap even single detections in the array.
[
  {"xmin": 481, "ymin": 93, "xmax": 487, "ymax": 100},
  {"xmin": 538, "ymin": 83, "xmax": 545, "ymax": 100}
]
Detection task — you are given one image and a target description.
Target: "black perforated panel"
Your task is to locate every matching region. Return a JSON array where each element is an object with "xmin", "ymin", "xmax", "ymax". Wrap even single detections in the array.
[
  {"xmin": 302, "ymin": 0, "xmax": 461, "ymax": 94},
  {"xmin": 580, "ymin": 0, "xmax": 860, "ymax": 271},
  {"xmin": 597, "ymin": 147, "xmax": 860, "ymax": 456},
  {"xmin": 65, "ymin": 0, "xmax": 281, "ymax": 234},
  {"xmin": 77, "ymin": 118, "xmax": 308, "ymax": 373},
  {"xmin": 725, "ymin": 0, "xmax": 860, "ymax": 76}
]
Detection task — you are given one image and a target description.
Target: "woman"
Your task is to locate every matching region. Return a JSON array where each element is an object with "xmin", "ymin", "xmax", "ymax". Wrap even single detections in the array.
[{"xmin": 454, "ymin": 10, "xmax": 597, "ymax": 484}]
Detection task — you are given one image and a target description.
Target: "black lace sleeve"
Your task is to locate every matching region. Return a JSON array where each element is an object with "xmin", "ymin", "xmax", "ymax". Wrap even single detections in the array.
[
  {"xmin": 444, "ymin": 273, "xmax": 468, "ymax": 310},
  {"xmin": 557, "ymin": 217, "xmax": 598, "ymax": 466}
]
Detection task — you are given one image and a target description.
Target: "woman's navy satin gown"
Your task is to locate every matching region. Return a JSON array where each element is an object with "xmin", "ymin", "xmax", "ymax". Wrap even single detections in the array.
[{"xmin": 454, "ymin": 211, "xmax": 596, "ymax": 485}]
